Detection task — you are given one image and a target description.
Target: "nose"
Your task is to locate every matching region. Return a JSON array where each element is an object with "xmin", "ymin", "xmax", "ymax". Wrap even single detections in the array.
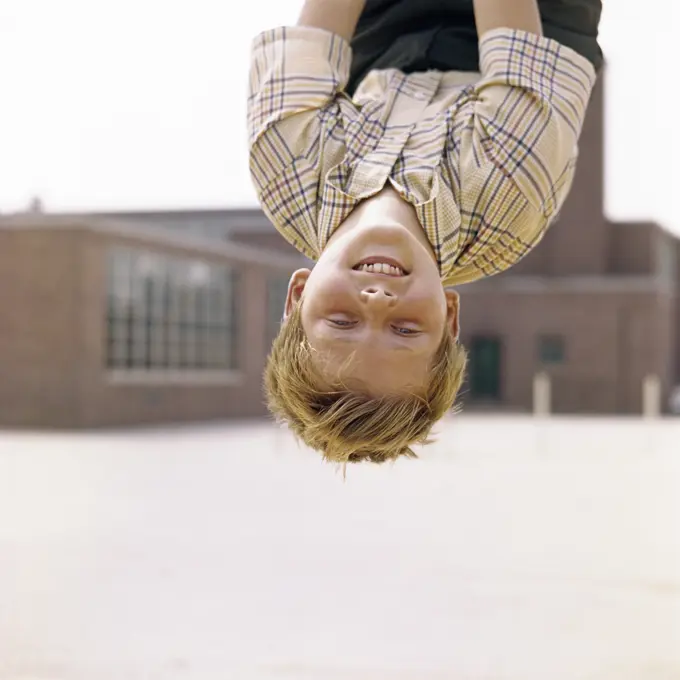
[{"xmin": 360, "ymin": 287, "xmax": 398, "ymax": 308}]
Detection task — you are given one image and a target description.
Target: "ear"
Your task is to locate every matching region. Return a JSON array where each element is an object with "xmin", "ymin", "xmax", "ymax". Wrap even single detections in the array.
[
  {"xmin": 444, "ymin": 289, "xmax": 461, "ymax": 341},
  {"xmin": 284, "ymin": 269, "xmax": 312, "ymax": 319}
]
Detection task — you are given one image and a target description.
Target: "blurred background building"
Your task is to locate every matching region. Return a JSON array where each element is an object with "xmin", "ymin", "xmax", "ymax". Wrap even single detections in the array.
[{"xmin": 1, "ymin": 76, "xmax": 678, "ymax": 428}]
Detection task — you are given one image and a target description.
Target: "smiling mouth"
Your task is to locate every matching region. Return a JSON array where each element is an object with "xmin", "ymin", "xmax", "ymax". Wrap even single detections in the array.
[{"xmin": 352, "ymin": 256, "xmax": 409, "ymax": 277}]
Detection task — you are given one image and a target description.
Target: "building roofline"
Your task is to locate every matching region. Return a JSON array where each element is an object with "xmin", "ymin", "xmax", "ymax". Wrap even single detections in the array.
[
  {"xmin": 44, "ymin": 204, "xmax": 262, "ymax": 218},
  {"xmin": 606, "ymin": 218, "xmax": 680, "ymax": 247},
  {"xmin": 461, "ymin": 274, "xmax": 673, "ymax": 295},
  {"xmin": 44, "ymin": 205, "xmax": 276, "ymax": 232},
  {"xmin": 0, "ymin": 213, "xmax": 306, "ymax": 270}
]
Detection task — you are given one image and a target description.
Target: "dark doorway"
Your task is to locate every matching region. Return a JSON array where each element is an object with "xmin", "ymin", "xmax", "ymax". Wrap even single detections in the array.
[{"xmin": 469, "ymin": 336, "xmax": 502, "ymax": 400}]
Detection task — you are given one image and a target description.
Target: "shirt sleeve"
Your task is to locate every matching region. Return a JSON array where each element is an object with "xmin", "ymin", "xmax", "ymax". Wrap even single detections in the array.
[
  {"xmin": 247, "ymin": 27, "xmax": 353, "ymax": 259},
  {"xmin": 459, "ymin": 28, "xmax": 596, "ymax": 220}
]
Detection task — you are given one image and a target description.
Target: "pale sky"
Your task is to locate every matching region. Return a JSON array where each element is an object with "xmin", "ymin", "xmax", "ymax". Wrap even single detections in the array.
[{"xmin": 0, "ymin": 1, "xmax": 678, "ymax": 234}]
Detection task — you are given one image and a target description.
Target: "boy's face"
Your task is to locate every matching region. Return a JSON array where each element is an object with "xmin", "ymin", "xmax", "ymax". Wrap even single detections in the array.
[{"xmin": 285, "ymin": 216, "xmax": 460, "ymax": 396}]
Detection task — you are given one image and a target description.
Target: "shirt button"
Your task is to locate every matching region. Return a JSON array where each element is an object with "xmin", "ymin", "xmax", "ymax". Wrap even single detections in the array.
[{"xmin": 414, "ymin": 92, "xmax": 426, "ymax": 101}]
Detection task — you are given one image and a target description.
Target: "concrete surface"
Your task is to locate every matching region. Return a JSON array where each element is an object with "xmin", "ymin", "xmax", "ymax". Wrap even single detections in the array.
[{"xmin": 1, "ymin": 416, "xmax": 679, "ymax": 680}]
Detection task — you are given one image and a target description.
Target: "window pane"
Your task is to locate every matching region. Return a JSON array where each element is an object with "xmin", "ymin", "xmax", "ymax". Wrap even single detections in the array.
[
  {"xmin": 538, "ymin": 335, "xmax": 566, "ymax": 364},
  {"xmin": 108, "ymin": 249, "xmax": 133, "ymax": 317},
  {"xmin": 207, "ymin": 328, "xmax": 229, "ymax": 368},
  {"xmin": 150, "ymin": 332, "xmax": 166, "ymax": 368},
  {"xmin": 150, "ymin": 263, "xmax": 168, "ymax": 322},
  {"xmin": 167, "ymin": 337, "xmax": 182, "ymax": 368},
  {"xmin": 132, "ymin": 319, "xmax": 148, "ymax": 368},
  {"xmin": 105, "ymin": 249, "xmax": 240, "ymax": 372}
]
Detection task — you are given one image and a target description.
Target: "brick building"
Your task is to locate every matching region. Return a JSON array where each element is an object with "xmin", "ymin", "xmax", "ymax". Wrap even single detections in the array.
[
  {"xmin": 455, "ymin": 79, "xmax": 680, "ymax": 414},
  {"xmin": 0, "ymin": 217, "xmax": 307, "ymax": 428},
  {"xmin": 1, "ymin": 76, "xmax": 678, "ymax": 428}
]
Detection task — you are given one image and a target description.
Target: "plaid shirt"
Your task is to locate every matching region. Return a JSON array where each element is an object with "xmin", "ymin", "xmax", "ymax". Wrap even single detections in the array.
[{"xmin": 247, "ymin": 26, "xmax": 595, "ymax": 286}]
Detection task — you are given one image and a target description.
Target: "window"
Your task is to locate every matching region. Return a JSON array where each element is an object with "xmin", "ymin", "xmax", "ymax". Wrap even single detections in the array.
[
  {"xmin": 106, "ymin": 248, "xmax": 238, "ymax": 371},
  {"xmin": 538, "ymin": 335, "xmax": 566, "ymax": 365}
]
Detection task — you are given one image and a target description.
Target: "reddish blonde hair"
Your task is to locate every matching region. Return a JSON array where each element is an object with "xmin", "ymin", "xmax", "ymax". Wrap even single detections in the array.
[{"xmin": 264, "ymin": 303, "xmax": 468, "ymax": 463}]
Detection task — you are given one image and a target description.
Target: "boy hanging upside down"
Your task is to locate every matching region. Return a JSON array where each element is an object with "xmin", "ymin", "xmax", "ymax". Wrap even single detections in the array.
[{"xmin": 247, "ymin": 0, "xmax": 602, "ymax": 464}]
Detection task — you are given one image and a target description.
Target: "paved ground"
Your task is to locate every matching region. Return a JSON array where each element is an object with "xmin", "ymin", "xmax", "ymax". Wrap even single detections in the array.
[{"xmin": 1, "ymin": 416, "xmax": 679, "ymax": 680}]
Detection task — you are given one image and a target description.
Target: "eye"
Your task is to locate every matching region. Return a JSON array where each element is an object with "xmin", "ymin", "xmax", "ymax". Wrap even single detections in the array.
[
  {"xmin": 328, "ymin": 319, "xmax": 356, "ymax": 328},
  {"xmin": 392, "ymin": 326, "xmax": 421, "ymax": 336}
]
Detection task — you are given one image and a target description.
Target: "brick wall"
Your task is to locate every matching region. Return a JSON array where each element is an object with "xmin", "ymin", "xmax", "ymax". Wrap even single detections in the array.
[
  {"xmin": 0, "ymin": 219, "xmax": 302, "ymax": 428},
  {"xmin": 0, "ymin": 228, "xmax": 82, "ymax": 426},
  {"xmin": 459, "ymin": 283, "xmax": 669, "ymax": 414},
  {"xmin": 537, "ymin": 75, "xmax": 608, "ymax": 276},
  {"xmin": 607, "ymin": 222, "xmax": 658, "ymax": 275}
]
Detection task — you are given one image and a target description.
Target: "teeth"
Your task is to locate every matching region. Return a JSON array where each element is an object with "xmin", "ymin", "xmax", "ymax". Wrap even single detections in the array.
[{"xmin": 356, "ymin": 262, "xmax": 405, "ymax": 276}]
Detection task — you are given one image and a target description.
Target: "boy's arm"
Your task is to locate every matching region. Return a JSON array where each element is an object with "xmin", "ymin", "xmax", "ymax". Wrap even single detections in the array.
[
  {"xmin": 472, "ymin": 0, "xmax": 542, "ymax": 38},
  {"xmin": 298, "ymin": 0, "xmax": 366, "ymax": 42},
  {"xmin": 247, "ymin": 2, "xmax": 363, "ymax": 259},
  {"xmin": 454, "ymin": 1, "xmax": 596, "ymax": 224}
]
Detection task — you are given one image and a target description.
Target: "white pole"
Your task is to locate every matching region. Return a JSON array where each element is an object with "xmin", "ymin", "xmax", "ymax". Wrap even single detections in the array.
[
  {"xmin": 642, "ymin": 374, "xmax": 661, "ymax": 419},
  {"xmin": 533, "ymin": 371, "xmax": 551, "ymax": 417}
]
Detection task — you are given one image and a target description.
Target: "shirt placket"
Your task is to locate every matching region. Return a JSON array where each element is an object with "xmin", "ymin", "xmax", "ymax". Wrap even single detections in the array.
[{"xmin": 346, "ymin": 73, "xmax": 440, "ymax": 201}]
